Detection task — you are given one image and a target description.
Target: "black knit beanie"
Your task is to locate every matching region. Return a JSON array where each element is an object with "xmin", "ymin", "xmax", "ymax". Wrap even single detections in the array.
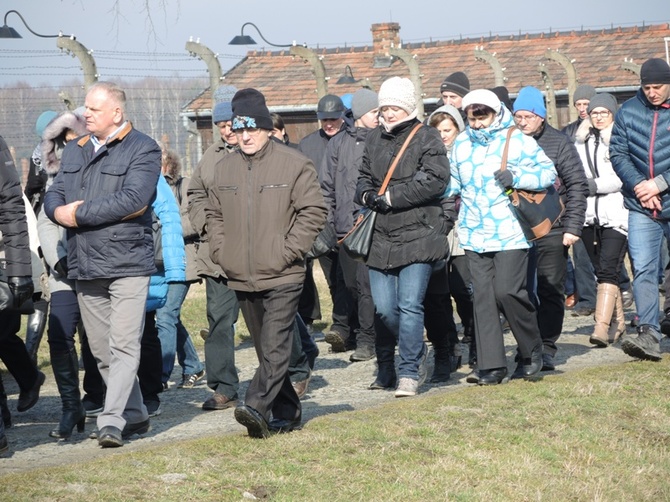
[
  {"xmin": 640, "ymin": 58, "xmax": 670, "ymax": 86},
  {"xmin": 231, "ymin": 88, "xmax": 274, "ymax": 131},
  {"xmin": 440, "ymin": 71, "xmax": 470, "ymax": 97}
]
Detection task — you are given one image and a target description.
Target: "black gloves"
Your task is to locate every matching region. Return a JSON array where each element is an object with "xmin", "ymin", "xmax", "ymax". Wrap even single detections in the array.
[
  {"xmin": 54, "ymin": 257, "xmax": 68, "ymax": 277},
  {"xmin": 493, "ymin": 169, "xmax": 514, "ymax": 189},
  {"xmin": 363, "ymin": 191, "xmax": 392, "ymax": 214},
  {"xmin": 8, "ymin": 276, "xmax": 34, "ymax": 309}
]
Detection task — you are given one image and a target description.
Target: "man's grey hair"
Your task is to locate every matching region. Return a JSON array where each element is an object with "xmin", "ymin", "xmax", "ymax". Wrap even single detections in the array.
[{"xmin": 87, "ymin": 81, "xmax": 126, "ymax": 112}]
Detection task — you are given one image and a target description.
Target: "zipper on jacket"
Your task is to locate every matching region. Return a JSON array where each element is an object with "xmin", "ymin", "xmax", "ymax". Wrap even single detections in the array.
[
  {"xmin": 246, "ymin": 158, "xmax": 255, "ymax": 289},
  {"xmin": 259, "ymin": 183, "xmax": 289, "ymax": 192},
  {"xmin": 650, "ymin": 111, "xmax": 659, "ymax": 219}
]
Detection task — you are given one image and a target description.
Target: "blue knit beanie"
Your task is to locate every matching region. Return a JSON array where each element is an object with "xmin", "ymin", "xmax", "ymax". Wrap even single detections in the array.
[
  {"xmin": 35, "ymin": 110, "xmax": 58, "ymax": 138},
  {"xmin": 513, "ymin": 86, "xmax": 547, "ymax": 119}
]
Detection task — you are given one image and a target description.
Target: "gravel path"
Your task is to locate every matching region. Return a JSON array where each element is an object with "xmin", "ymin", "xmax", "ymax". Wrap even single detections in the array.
[{"xmin": 0, "ymin": 306, "xmax": 665, "ymax": 476}]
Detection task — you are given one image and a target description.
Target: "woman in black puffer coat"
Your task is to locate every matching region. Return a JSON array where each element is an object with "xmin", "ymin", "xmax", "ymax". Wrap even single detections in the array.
[{"xmin": 355, "ymin": 77, "xmax": 450, "ymax": 397}]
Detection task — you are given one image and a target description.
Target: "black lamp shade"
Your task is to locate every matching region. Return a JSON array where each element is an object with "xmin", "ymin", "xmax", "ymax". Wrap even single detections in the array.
[{"xmin": 0, "ymin": 24, "xmax": 21, "ymax": 38}]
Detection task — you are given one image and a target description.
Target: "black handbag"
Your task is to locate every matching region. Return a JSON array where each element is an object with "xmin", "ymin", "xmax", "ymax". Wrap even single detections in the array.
[
  {"xmin": 306, "ymin": 222, "xmax": 337, "ymax": 259},
  {"xmin": 339, "ymin": 209, "xmax": 377, "ymax": 262},
  {"xmin": 339, "ymin": 123, "xmax": 423, "ymax": 261},
  {"xmin": 0, "ymin": 261, "xmax": 34, "ymax": 314},
  {"xmin": 501, "ymin": 127, "xmax": 565, "ymax": 242}
]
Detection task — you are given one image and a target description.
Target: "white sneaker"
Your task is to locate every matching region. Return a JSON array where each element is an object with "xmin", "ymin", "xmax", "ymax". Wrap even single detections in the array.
[{"xmin": 395, "ymin": 377, "xmax": 418, "ymax": 398}]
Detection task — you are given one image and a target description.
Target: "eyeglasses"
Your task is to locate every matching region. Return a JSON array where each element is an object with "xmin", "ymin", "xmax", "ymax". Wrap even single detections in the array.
[{"xmin": 589, "ymin": 110, "xmax": 611, "ymax": 119}]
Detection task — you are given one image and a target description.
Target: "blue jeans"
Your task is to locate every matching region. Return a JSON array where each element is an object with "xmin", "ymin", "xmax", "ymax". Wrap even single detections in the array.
[
  {"xmin": 368, "ymin": 263, "xmax": 432, "ymax": 380},
  {"xmin": 156, "ymin": 282, "xmax": 204, "ymax": 383},
  {"xmin": 627, "ymin": 211, "xmax": 670, "ymax": 340}
]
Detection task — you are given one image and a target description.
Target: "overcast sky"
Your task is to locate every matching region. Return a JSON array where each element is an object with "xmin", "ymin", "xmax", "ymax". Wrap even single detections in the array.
[{"xmin": 1, "ymin": 0, "xmax": 668, "ymax": 86}]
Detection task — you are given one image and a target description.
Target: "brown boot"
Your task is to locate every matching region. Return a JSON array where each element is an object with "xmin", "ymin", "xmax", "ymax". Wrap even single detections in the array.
[
  {"xmin": 590, "ymin": 283, "xmax": 618, "ymax": 347},
  {"xmin": 608, "ymin": 288, "xmax": 625, "ymax": 344}
]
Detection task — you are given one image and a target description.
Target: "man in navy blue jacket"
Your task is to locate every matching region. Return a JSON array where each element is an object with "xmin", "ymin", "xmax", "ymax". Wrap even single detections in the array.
[
  {"xmin": 611, "ymin": 58, "xmax": 670, "ymax": 361},
  {"xmin": 44, "ymin": 81, "xmax": 161, "ymax": 447}
]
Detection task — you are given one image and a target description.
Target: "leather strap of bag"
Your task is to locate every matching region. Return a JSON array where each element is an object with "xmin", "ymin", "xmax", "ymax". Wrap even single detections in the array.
[
  {"xmin": 499, "ymin": 126, "xmax": 516, "ymax": 173},
  {"xmin": 378, "ymin": 122, "xmax": 423, "ymax": 195}
]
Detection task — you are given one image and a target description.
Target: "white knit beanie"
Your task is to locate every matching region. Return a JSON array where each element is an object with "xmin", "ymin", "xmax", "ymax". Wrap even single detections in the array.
[{"xmin": 378, "ymin": 77, "xmax": 416, "ymax": 114}]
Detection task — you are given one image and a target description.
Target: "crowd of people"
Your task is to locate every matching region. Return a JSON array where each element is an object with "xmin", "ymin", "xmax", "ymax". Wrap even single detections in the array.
[{"xmin": 0, "ymin": 56, "xmax": 669, "ymax": 452}]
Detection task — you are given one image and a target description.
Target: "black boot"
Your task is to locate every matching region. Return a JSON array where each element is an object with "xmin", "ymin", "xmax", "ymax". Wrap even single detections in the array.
[
  {"xmin": 25, "ymin": 304, "xmax": 47, "ymax": 365},
  {"xmin": 429, "ymin": 336, "xmax": 453, "ymax": 383},
  {"xmin": 0, "ymin": 374, "xmax": 10, "ymax": 428},
  {"xmin": 49, "ymin": 349, "xmax": 85, "ymax": 439}
]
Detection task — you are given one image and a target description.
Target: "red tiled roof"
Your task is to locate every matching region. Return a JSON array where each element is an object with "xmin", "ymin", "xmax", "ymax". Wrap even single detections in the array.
[{"xmin": 185, "ymin": 23, "xmax": 670, "ymax": 112}]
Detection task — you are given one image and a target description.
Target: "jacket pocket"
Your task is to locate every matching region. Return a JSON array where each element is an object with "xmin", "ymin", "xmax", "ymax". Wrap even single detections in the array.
[{"xmin": 106, "ymin": 227, "xmax": 150, "ymax": 269}]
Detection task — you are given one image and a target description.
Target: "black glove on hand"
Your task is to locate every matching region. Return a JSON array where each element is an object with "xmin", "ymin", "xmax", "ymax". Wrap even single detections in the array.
[
  {"xmin": 8, "ymin": 276, "xmax": 34, "ymax": 309},
  {"xmin": 367, "ymin": 193, "xmax": 392, "ymax": 214},
  {"xmin": 362, "ymin": 191, "xmax": 378, "ymax": 210},
  {"xmin": 493, "ymin": 169, "xmax": 514, "ymax": 189},
  {"xmin": 54, "ymin": 257, "xmax": 68, "ymax": 277}
]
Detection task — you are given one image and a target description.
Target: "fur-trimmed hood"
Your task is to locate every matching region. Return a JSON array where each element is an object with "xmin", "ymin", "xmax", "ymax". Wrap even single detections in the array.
[
  {"xmin": 40, "ymin": 111, "xmax": 88, "ymax": 175},
  {"xmin": 575, "ymin": 116, "xmax": 612, "ymax": 146}
]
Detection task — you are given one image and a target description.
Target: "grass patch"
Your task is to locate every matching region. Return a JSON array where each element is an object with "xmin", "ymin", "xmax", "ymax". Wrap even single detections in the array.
[{"xmin": 2, "ymin": 359, "xmax": 670, "ymax": 501}]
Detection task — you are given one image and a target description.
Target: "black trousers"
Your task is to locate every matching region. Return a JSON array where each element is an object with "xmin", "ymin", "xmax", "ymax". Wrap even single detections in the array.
[
  {"xmin": 467, "ymin": 249, "xmax": 542, "ymax": 371},
  {"xmin": 237, "ymin": 282, "xmax": 303, "ymax": 423},
  {"xmin": 0, "ymin": 310, "xmax": 39, "ymax": 392},
  {"xmin": 530, "ymin": 230, "xmax": 568, "ymax": 356},
  {"xmin": 319, "ymin": 249, "xmax": 352, "ymax": 338},
  {"xmin": 338, "ymin": 247, "xmax": 375, "ymax": 348},
  {"xmin": 581, "ymin": 226, "xmax": 627, "ymax": 286}
]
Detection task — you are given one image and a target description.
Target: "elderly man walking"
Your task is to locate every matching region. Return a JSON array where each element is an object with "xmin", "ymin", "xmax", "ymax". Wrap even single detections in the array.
[
  {"xmin": 44, "ymin": 81, "xmax": 161, "ymax": 447},
  {"xmin": 206, "ymin": 88, "xmax": 326, "ymax": 438}
]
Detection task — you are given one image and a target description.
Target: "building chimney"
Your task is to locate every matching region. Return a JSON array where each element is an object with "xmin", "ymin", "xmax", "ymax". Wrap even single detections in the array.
[
  {"xmin": 371, "ymin": 22, "xmax": 400, "ymax": 68},
  {"xmin": 371, "ymin": 22, "xmax": 401, "ymax": 55}
]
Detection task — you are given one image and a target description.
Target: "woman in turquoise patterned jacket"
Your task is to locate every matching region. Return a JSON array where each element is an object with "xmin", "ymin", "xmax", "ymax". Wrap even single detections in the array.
[{"xmin": 447, "ymin": 89, "xmax": 557, "ymax": 385}]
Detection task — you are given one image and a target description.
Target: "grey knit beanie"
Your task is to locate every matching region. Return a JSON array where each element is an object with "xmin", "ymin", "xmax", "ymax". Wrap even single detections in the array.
[
  {"xmin": 351, "ymin": 89, "xmax": 378, "ymax": 120},
  {"xmin": 587, "ymin": 93, "xmax": 618, "ymax": 115},
  {"xmin": 573, "ymin": 85, "xmax": 597, "ymax": 102}
]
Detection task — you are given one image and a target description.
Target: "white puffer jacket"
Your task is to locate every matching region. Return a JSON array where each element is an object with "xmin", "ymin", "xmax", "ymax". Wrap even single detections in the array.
[{"xmin": 575, "ymin": 119, "xmax": 628, "ymax": 235}]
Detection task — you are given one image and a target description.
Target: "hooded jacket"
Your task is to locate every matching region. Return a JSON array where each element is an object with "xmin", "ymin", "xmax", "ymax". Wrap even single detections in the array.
[
  {"xmin": 610, "ymin": 87, "xmax": 670, "ymax": 220},
  {"xmin": 447, "ymin": 107, "xmax": 557, "ymax": 253},
  {"xmin": 206, "ymin": 139, "xmax": 327, "ymax": 292},
  {"xmin": 575, "ymin": 118, "xmax": 628, "ymax": 235},
  {"xmin": 41, "ymin": 111, "xmax": 88, "ymax": 176},
  {"xmin": 355, "ymin": 118, "xmax": 450, "ymax": 270}
]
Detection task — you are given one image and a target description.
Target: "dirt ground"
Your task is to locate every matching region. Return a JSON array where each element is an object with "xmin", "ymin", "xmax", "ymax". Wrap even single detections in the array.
[{"xmin": 0, "ymin": 304, "xmax": 666, "ymax": 476}]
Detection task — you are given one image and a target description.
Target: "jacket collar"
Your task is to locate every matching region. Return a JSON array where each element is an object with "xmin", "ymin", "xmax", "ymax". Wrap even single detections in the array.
[{"xmin": 77, "ymin": 121, "xmax": 133, "ymax": 148}]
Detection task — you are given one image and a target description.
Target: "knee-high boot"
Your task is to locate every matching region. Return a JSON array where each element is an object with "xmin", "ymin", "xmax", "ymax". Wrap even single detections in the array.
[
  {"xmin": 25, "ymin": 306, "xmax": 47, "ymax": 365},
  {"xmin": 49, "ymin": 349, "xmax": 85, "ymax": 439},
  {"xmin": 608, "ymin": 288, "xmax": 626, "ymax": 344},
  {"xmin": 590, "ymin": 283, "xmax": 619, "ymax": 347}
]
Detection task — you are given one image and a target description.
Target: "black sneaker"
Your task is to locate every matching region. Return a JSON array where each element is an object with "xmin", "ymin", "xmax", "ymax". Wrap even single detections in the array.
[
  {"xmin": 145, "ymin": 400, "xmax": 162, "ymax": 417},
  {"xmin": 621, "ymin": 326, "xmax": 662, "ymax": 361},
  {"xmin": 82, "ymin": 398, "xmax": 104, "ymax": 418},
  {"xmin": 660, "ymin": 310, "xmax": 670, "ymax": 337}
]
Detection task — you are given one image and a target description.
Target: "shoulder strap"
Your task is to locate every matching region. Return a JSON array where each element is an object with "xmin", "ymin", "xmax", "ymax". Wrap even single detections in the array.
[
  {"xmin": 500, "ymin": 126, "xmax": 516, "ymax": 172},
  {"xmin": 379, "ymin": 122, "xmax": 423, "ymax": 195},
  {"xmin": 175, "ymin": 176, "xmax": 184, "ymax": 206}
]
